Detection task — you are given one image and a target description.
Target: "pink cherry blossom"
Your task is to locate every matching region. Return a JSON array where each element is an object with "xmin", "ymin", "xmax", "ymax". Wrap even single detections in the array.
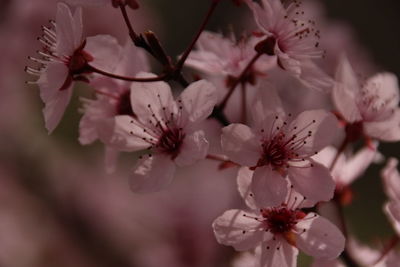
[
  {"xmin": 381, "ymin": 158, "xmax": 400, "ymax": 236},
  {"xmin": 221, "ymin": 86, "xmax": 338, "ymax": 205},
  {"xmin": 245, "ymin": 0, "xmax": 333, "ymax": 91},
  {"xmin": 333, "ymin": 56, "xmax": 400, "ymax": 142},
  {"xmin": 79, "ymin": 40, "xmax": 150, "ymax": 172},
  {"xmin": 26, "ymin": 3, "xmax": 120, "ymax": 133},
  {"xmin": 212, "ymin": 168, "xmax": 345, "ymax": 266},
  {"xmin": 115, "ymin": 75, "xmax": 217, "ymax": 192},
  {"xmin": 185, "ymin": 31, "xmax": 274, "ymax": 85}
]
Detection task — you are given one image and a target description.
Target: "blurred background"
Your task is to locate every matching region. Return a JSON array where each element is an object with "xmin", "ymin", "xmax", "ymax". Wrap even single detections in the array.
[{"xmin": 0, "ymin": 0, "xmax": 399, "ymax": 266}]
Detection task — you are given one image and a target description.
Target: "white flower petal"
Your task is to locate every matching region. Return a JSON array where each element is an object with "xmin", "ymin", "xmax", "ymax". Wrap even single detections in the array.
[
  {"xmin": 179, "ymin": 80, "xmax": 217, "ymax": 126},
  {"xmin": 174, "ymin": 130, "xmax": 209, "ymax": 167},
  {"xmin": 113, "ymin": 115, "xmax": 154, "ymax": 151},
  {"xmin": 295, "ymin": 213, "xmax": 345, "ymax": 259},
  {"xmin": 212, "ymin": 209, "xmax": 268, "ymax": 251},
  {"xmin": 332, "ymin": 56, "xmax": 362, "ymax": 123},
  {"xmin": 381, "ymin": 158, "xmax": 400, "ymax": 201},
  {"xmin": 339, "ymin": 146, "xmax": 378, "ymax": 185},
  {"xmin": 78, "ymin": 112, "xmax": 100, "ymax": 145},
  {"xmin": 55, "ymin": 3, "xmax": 83, "ymax": 55},
  {"xmin": 289, "ymin": 160, "xmax": 335, "ymax": 203},
  {"xmin": 252, "ymin": 167, "xmax": 288, "ymax": 207},
  {"xmin": 260, "ymin": 238, "xmax": 298, "ymax": 267},
  {"xmin": 221, "ymin": 123, "xmax": 261, "ymax": 166},
  {"xmin": 297, "ymin": 61, "xmax": 334, "ymax": 92},
  {"xmin": 43, "ymin": 87, "xmax": 73, "ymax": 133},
  {"xmin": 237, "ymin": 167, "xmax": 258, "ymax": 210},
  {"xmin": 251, "ymin": 81, "xmax": 285, "ymax": 127},
  {"xmin": 129, "ymin": 73, "xmax": 175, "ymax": 122},
  {"xmin": 115, "ymin": 41, "xmax": 150, "ymax": 77},
  {"xmin": 85, "ymin": 35, "xmax": 122, "ymax": 73},
  {"xmin": 289, "ymin": 110, "xmax": 339, "ymax": 156},
  {"xmin": 364, "ymin": 109, "xmax": 400, "ymax": 142},
  {"xmin": 38, "ymin": 62, "xmax": 70, "ymax": 102},
  {"xmin": 364, "ymin": 72, "xmax": 399, "ymax": 111},
  {"xmin": 130, "ymin": 154, "xmax": 176, "ymax": 193}
]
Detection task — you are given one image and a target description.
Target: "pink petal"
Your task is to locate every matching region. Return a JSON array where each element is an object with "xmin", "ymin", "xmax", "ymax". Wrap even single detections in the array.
[
  {"xmin": 340, "ymin": 145, "xmax": 379, "ymax": 185},
  {"xmin": 114, "ymin": 115, "xmax": 155, "ymax": 151},
  {"xmin": 185, "ymin": 31, "xmax": 229, "ymax": 75},
  {"xmin": 85, "ymin": 35, "xmax": 122, "ymax": 73},
  {"xmin": 260, "ymin": 238, "xmax": 298, "ymax": 267},
  {"xmin": 179, "ymin": 80, "xmax": 217, "ymax": 127},
  {"xmin": 43, "ymin": 86, "xmax": 73, "ymax": 133},
  {"xmin": 174, "ymin": 130, "xmax": 209, "ymax": 167},
  {"xmin": 246, "ymin": 0, "xmax": 285, "ymax": 34},
  {"xmin": 212, "ymin": 209, "xmax": 268, "ymax": 251},
  {"xmin": 295, "ymin": 213, "xmax": 345, "ymax": 259},
  {"xmin": 364, "ymin": 109, "xmax": 400, "ymax": 142},
  {"xmin": 332, "ymin": 56, "xmax": 362, "ymax": 123},
  {"xmin": 381, "ymin": 158, "xmax": 400, "ymax": 201},
  {"xmin": 129, "ymin": 73, "xmax": 175, "ymax": 122},
  {"xmin": 55, "ymin": 3, "xmax": 83, "ymax": 55},
  {"xmin": 130, "ymin": 154, "xmax": 176, "ymax": 193},
  {"xmin": 297, "ymin": 60, "xmax": 334, "ymax": 92},
  {"xmin": 237, "ymin": 167, "xmax": 258, "ymax": 210},
  {"xmin": 384, "ymin": 201, "xmax": 400, "ymax": 237},
  {"xmin": 38, "ymin": 62, "xmax": 69, "ymax": 102},
  {"xmin": 251, "ymin": 82, "xmax": 284, "ymax": 127},
  {"xmin": 252, "ymin": 166, "xmax": 289, "ymax": 207},
  {"xmin": 221, "ymin": 123, "xmax": 261, "ymax": 166},
  {"xmin": 115, "ymin": 41, "xmax": 150, "ymax": 77},
  {"xmin": 288, "ymin": 160, "xmax": 335, "ymax": 203},
  {"xmin": 288, "ymin": 110, "xmax": 339, "ymax": 156},
  {"xmin": 276, "ymin": 50, "xmax": 301, "ymax": 77},
  {"xmin": 78, "ymin": 112, "xmax": 99, "ymax": 145},
  {"xmin": 364, "ymin": 72, "xmax": 399, "ymax": 112}
]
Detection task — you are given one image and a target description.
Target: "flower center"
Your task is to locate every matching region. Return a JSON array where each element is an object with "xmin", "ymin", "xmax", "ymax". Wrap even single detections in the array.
[
  {"xmin": 157, "ymin": 128, "xmax": 185, "ymax": 159},
  {"xmin": 262, "ymin": 134, "xmax": 289, "ymax": 169},
  {"xmin": 345, "ymin": 121, "xmax": 364, "ymax": 142},
  {"xmin": 261, "ymin": 207, "xmax": 304, "ymax": 234},
  {"xmin": 116, "ymin": 90, "xmax": 135, "ymax": 116},
  {"xmin": 68, "ymin": 41, "xmax": 93, "ymax": 75}
]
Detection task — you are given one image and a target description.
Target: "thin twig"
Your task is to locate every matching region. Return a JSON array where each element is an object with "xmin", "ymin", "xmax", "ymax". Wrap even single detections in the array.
[
  {"xmin": 88, "ymin": 65, "xmax": 167, "ymax": 82},
  {"xmin": 219, "ymin": 53, "xmax": 262, "ymax": 110}
]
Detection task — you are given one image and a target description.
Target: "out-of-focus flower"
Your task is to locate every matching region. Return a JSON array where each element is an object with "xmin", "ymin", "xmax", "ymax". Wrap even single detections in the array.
[
  {"xmin": 186, "ymin": 31, "xmax": 273, "ymax": 87},
  {"xmin": 65, "ymin": 0, "xmax": 139, "ymax": 9},
  {"xmin": 381, "ymin": 158, "xmax": 400, "ymax": 236},
  {"xmin": 26, "ymin": 3, "xmax": 120, "ymax": 133},
  {"xmin": 313, "ymin": 144, "xmax": 381, "ymax": 200},
  {"xmin": 79, "ymin": 40, "xmax": 149, "ymax": 172},
  {"xmin": 221, "ymin": 86, "xmax": 338, "ymax": 205},
  {"xmin": 333, "ymin": 56, "xmax": 400, "ymax": 143},
  {"xmin": 245, "ymin": 0, "xmax": 333, "ymax": 91},
  {"xmin": 116, "ymin": 77, "xmax": 217, "ymax": 192},
  {"xmin": 312, "ymin": 237, "xmax": 400, "ymax": 267},
  {"xmin": 212, "ymin": 167, "xmax": 345, "ymax": 266}
]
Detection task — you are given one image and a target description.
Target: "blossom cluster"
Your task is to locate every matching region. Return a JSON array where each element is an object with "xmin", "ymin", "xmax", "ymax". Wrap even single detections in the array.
[{"xmin": 25, "ymin": 0, "xmax": 400, "ymax": 266}]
